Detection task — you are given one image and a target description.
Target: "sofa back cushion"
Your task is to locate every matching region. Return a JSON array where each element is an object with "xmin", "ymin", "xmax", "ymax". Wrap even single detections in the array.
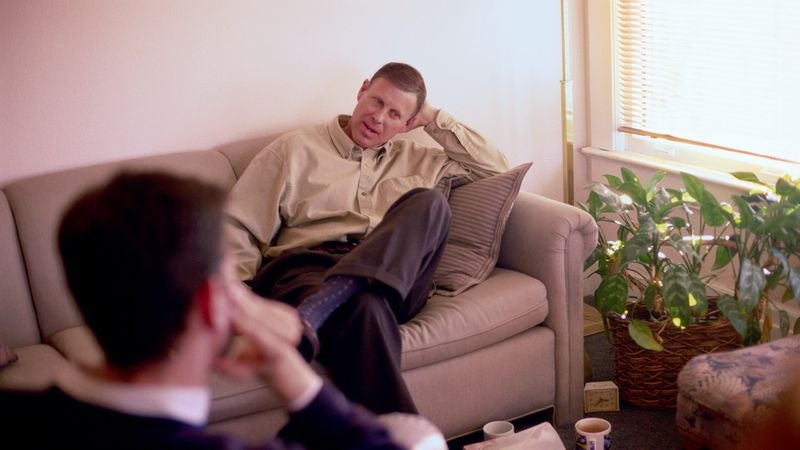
[
  {"xmin": 212, "ymin": 134, "xmax": 279, "ymax": 178},
  {"xmin": 3, "ymin": 151, "xmax": 237, "ymax": 338},
  {"xmin": 0, "ymin": 191, "xmax": 40, "ymax": 348}
]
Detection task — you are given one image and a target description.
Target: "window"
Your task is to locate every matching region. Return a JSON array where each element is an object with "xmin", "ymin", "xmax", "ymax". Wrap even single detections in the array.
[{"xmin": 590, "ymin": 0, "xmax": 800, "ymax": 179}]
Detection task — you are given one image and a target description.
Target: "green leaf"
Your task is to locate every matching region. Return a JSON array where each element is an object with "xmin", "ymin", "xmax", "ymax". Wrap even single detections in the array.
[
  {"xmin": 618, "ymin": 168, "xmax": 648, "ymax": 205},
  {"xmin": 776, "ymin": 177, "xmax": 800, "ymax": 202},
  {"xmin": 666, "ymin": 188, "xmax": 684, "ymax": 202},
  {"xmin": 683, "ymin": 177, "xmax": 724, "ymax": 224},
  {"xmin": 688, "ymin": 274, "xmax": 709, "ymax": 316},
  {"xmin": 731, "ymin": 171, "xmax": 763, "ymax": 185},
  {"xmin": 712, "ymin": 245, "xmax": 734, "ymax": 270},
  {"xmin": 596, "ymin": 249, "xmax": 617, "ymax": 276},
  {"xmin": 638, "ymin": 217, "xmax": 658, "ymax": 234},
  {"xmin": 604, "ymin": 174, "xmax": 623, "ymax": 189},
  {"xmin": 779, "ymin": 310, "xmax": 790, "ymax": 336},
  {"xmin": 744, "ymin": 319, "xmax": 761, "ymax": 346},
  {"xmin": 596, "ymin": 273, "xmax": 628, "ymax": 316},
  {"xmin": 590, "ymin": 183, "xmax": 622, "ymax": 210},
  {"xmin": 766, "ymin": 267, "xmax": 782, "ymax": 290},
  {"xmin": 620, "ymin": 167, "xmax": 640, "ymax": 185},
  {"xmin": 653, "ymin": 190, "xmax": 680, "ymax": 217},
  {"xmin": 585, "ymin": 191, "xmax": 603, "ymax": 219},
  {"xmin": 669, "ymin": 216, "xmax": 687, "ymax": 229},
  {"xmin": 733, "ymin": 196, "xmax": 755, "ymax": 229},
  {"xmin": 717, "ymin": 294, "xmax": 747, "ymax": 337},
  {"xmin": 760, "ymin": 212, "xmax": 790, "ymax": 242},
  {"xmin": 662, "ymin": 266, "xmax": 691, "ymax": 324},
  {"xmin": 643, "ymin": 282, "xmax": 659, "ymax": 311},
  {"xmin": 616, "ymin": 224, "xmax": 632, "ymax": 242},
  {"xmin": 669, "ymin": 234, "xmax": 700, "ymax": 261},
  {"xmin": 783, "ymin": 287, "xmax": 794, "ymax": 302},
  {"xmin": 739, "ymin": 258, "xmax": 766, "ymax": 311},
  {"xmin": 628, "ymin": 320, "xmax": 664, "ymax": 352},
  {"xmin": 643, "ymin": 170, "xmax": 667, "ymax": 193},
  {"xmin": 794, "ymin": 317, "xmax": 800, "ymax": 335},
  {"xmin": 681, "ymin": 172, "xmax": 706, "ymax": 204},
  {"xmin": 619, "ymin": 181, "xmax": 648, "ymax": 207},
  {"xmin": 622, "ymin": 233, "xmax": 651, "ymax": 263},
  {"xmin": 700, "ymin": 191, "xmax": 727, "ymax": 227}
]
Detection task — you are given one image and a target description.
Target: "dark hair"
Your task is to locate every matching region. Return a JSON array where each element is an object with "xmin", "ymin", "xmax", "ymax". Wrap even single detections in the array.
[
  {"xmin": 371, "ymin": 62, "xmax": 427, "ymax": 116},
  {"xmin": 58, "ymin": 171, "xmax": 227, "ymax": 371}
]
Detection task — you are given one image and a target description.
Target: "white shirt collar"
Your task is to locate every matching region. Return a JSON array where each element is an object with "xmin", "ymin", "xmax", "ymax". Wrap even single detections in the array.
[{"xmin": 56, "ymin": 365, "xmax": 211, "ymax": 426}]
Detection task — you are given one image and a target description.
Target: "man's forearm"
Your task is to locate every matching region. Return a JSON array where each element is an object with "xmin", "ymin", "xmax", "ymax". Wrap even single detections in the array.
[{"xmin": 424, "ymin": 110, "xmax": 510, "ymax": 179}]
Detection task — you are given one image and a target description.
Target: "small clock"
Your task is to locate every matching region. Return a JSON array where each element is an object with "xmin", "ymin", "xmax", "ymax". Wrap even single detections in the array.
[{"xmin": 584, "ymin": 381, "xmax": 619, "ymax": 413}]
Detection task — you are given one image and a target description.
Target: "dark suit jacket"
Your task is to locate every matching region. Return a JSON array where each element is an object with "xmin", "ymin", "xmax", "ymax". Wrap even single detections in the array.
[{"xmin": 0, "ymin": 383, "xmax": 403, "ymax": 449}]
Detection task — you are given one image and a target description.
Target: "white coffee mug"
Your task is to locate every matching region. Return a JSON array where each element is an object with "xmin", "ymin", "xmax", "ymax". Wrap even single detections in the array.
[
  {"xmin": 575, "ymin": 417, "xmax": 611, "ymax": 450},
  {"xmin": 483, "ymin": 420, "xmax": 515, "ymax": 440}
]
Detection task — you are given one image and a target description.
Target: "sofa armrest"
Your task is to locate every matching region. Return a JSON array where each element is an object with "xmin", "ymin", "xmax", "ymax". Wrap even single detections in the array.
[{"xmin": 497, "ymin": 191, "xmax": 598, "ymax": 425}]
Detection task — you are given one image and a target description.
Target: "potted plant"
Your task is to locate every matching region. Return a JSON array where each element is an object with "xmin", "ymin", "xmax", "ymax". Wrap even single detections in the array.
[
  {"xmin": 710, "ymin": 172, "xmax": 800, "ymax": 345},
  {"xmin": 583, "ymin": 168, "xmax": 729, "ymax": 347},
  {"xmin": 581, "ymin": 167, "xmax": 800, "ymax": 408}
]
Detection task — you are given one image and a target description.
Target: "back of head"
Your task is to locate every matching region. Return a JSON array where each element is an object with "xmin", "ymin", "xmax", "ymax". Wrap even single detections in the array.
[
  {"xmin": 58, "ymin": 171, "xmax": 226, "ymax": 371},
  {"xmin": 371, "ymin": 62, "xmax": 427, "ymax": 116}
]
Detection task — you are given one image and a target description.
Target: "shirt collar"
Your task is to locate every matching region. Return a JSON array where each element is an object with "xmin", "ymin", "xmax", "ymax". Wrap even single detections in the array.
[
  {"xmin": 56, "ymin": 364, "xmax": 210, "ymax": 426},
  {"xmin": 329, "ymin": 115, "xmax": 392, "ymax": 160}
]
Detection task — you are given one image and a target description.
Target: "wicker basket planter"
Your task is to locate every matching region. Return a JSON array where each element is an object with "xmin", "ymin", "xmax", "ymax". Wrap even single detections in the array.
[{"xmin": 608, "ymin": 302, "xmax": 743, "ymax": 409}]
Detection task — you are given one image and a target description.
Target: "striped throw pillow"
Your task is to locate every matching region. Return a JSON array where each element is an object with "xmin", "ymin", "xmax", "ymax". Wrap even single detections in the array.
[{"xmin": 433, "ymin": 162, "xmax": 531, "ymax": 296}]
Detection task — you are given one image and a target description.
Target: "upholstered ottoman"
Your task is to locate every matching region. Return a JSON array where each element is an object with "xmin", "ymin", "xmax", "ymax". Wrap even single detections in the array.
[{"xmin": 676, "ymin": 334, "xmax": 800, "ymax": 449}]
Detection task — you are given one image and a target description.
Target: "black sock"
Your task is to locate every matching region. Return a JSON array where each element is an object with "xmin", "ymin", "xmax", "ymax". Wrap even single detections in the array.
[{"xmin": 297, "ymin": 275, "xmax": 369, "ymax": 330}]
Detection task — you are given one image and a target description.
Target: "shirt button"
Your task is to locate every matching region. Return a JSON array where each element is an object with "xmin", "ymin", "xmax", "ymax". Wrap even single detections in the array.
[{"xmin": 361, "ymin": 191, "xmax": 368, "ymax": 196}]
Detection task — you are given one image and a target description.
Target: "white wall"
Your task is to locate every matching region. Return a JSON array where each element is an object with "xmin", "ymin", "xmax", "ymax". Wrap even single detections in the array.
[{"xmin": 0, "ymin": 0, "xmax": 564, "ymax": 199}]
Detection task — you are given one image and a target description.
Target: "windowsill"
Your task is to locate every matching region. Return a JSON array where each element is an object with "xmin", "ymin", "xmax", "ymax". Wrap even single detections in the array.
[{"xmin": 581, "ymin": 146, "xmax": 759, "ymax": 193}]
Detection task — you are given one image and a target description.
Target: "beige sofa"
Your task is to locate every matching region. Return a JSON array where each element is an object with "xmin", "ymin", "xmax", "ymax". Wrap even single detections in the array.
[{"xmin": 0, "ymin": 134, "xmax": 597, "ymax": 441}]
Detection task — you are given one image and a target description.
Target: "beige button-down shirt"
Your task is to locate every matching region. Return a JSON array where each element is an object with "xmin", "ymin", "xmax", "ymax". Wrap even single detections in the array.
[{"xmin": 225, "ymin": 110, "xmax": 510, "ymax": 280}]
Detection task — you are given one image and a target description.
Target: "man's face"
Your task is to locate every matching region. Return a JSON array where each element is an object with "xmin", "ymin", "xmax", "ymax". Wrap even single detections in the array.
[{"xmin": 345, "ymin": 77, "xmax": 418, "ymax": 149}]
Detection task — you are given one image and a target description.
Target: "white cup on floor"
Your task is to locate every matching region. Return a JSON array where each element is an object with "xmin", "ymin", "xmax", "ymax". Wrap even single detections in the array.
[
  {"xmin": 575, "ymin": 417, "xmax": 611, "ymax": 450},
  {"xmin": 483, "ymin": 420, "xmax": 515, "ymax": 440}
]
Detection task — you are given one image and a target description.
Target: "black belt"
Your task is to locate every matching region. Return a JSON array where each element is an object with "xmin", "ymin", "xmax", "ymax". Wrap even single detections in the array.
[{"xmin": 308, "ymin": 240, "xmax": 361, "ymax": 254}]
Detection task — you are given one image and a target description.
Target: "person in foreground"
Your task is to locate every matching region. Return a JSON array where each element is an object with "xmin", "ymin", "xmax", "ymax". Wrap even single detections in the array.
[
  {"xmin": 0, "ymin": 171, "xmax": 445, "ymax": 450},
  {"xmin": 226, "ymin": 62, "xmax": 510, "ymax": 414}
]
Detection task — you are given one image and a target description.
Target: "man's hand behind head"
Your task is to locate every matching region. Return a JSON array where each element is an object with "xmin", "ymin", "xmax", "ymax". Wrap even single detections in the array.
[{"xmin": 405, "ymin": 102, "xmax": 439, "ymax": 131}]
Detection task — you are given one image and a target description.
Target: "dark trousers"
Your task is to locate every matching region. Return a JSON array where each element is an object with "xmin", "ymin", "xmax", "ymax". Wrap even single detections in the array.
[{"xmin": 249, "ymin": 188, "xmax": 452, "ymax": 414}]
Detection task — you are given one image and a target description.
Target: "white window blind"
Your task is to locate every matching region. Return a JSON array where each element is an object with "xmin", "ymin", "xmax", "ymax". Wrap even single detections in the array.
[{"xmin": 615, "ymin": 0, "xmax": 800, "ymax": 163}]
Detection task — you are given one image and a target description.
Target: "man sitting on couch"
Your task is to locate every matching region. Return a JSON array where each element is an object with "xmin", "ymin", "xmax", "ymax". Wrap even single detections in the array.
[
  {"xmin": 225, "ymin": 62, "xmax": 509, "ymax": 414},
  {"xmin": 0, "ymin": 171, "xmax": 444, "ymax": 449}
]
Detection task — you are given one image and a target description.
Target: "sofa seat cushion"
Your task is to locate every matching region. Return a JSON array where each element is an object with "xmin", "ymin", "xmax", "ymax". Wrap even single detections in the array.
[
  {"xmin": 208, "ymin": 373, "xmax": 283, "ymax": 423},
  {"xmin": 401, "ymin": 268, "xmax": 547, "ymax": 371},
  {"xmin": 0, "ymin": 344, "xmax": 68, "ymax": 390}
]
